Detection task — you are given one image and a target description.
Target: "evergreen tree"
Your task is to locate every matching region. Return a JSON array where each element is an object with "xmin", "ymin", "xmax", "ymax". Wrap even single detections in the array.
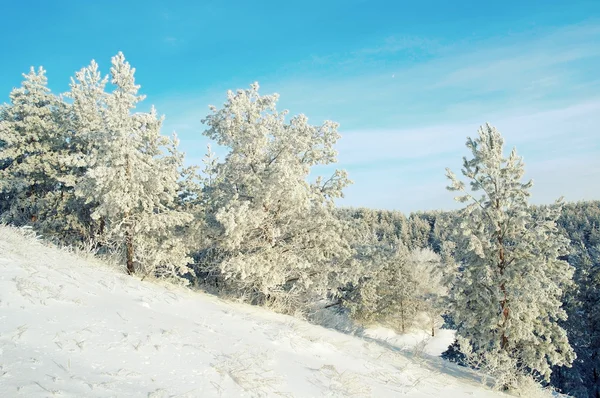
[
  {"xmin": 346, "ymin": 241, "xmax": 446, "ymax": 334},
  {"xmin": 75, "ymin": 53, "xmax": 192, "ymax": 279},
  {"xmin": 197, "ymin": 83, "xmax": 355, "ymax": 311},
  {"xmin": 445, "ymin": 123, "xmax": 574, "ymax": 388},
  {"xmin": 0, "ymin": 67, "xmax": 69, "ymax": 228}
]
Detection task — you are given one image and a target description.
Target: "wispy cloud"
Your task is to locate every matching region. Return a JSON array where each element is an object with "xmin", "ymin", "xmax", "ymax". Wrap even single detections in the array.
[
  {"xmin": 163, "ymin": 36, "xmax": 178, "ymax": 45},
  {"xmin": 333, "ymin": 99, "xmax": 600, "ymax": 211},
  {"xmin": 267, "ymin": 21, "xmax": 600, "ymax": 125},
  {"xmin": 336, "ymin": 99, "xmax": 600, "ymax": 165},
  {"xmin": 354, "ymin": 35, "xmax": 443, "ymax": 57}
]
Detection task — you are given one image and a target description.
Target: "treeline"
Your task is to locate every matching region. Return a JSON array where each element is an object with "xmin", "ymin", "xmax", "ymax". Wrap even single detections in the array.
[{"xmin": 1, "ymin": 53, "xmax": 597, "ymax": 396}]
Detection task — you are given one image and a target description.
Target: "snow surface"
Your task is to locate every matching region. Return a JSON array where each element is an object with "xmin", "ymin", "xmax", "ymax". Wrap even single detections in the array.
[
  {"xmin": 362, "ymin": 326, "xmax": 457, "ymax": 357},
  {"xmin": 0, "ymin": 226, "xmax": 510, "ymax": 397}
]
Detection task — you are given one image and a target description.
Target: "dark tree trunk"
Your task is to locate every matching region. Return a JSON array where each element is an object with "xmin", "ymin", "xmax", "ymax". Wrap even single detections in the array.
[
  {"xmin": 124, "ymin": 155, "xmax": 134, "ymax": 275},
  {"xmin": 125, "ymin": 228, "xmax": 134, "ymax": 275},
  {"xmin": 400, "ymin": 299, "xmax": 405, "ymax": 333}
]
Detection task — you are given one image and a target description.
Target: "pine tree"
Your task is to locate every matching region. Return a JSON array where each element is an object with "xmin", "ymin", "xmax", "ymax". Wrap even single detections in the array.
[
  {"xmin": 75, "ymin": 53, "xmax": 192, "ymax": 279},
  {"xmin": 57, "ymin": 59, "xmax": 110, "ymax": 243},
  {"xmin": 197, "ymin": 83, "xmax": 355, "ymax": 311},
  {"xmin": 445, "ymin": 123, "xmax": 575, "ymax": 388},
  {"xmin": 0, "ymin": 67, "xmax": 69, "ymax": 228},
  {"xmin": 409, "ymin": 248, "xmax": 448, "ymax": 336},
  {"xmin": 346, "ymin": 241, "xmax": 446, "ymax": 334}
]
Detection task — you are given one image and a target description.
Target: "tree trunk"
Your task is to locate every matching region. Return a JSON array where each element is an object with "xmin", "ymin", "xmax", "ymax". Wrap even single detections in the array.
[
  {"xmin": 124, "ymin": 154, "xmax": 134, "ymax": 275},
  {"xmin": 125, "ymin": 227, "xmax": 134, "ymax": 275},
  {"xmin": 400, "ymin": 299, "xmax": 405, "ymax": 333},
  {"xmin": 497, "ymin": 214, "xmax": 509, "ymax": 350},
  {"xmin": 499, "ymin": 246, "xmax": 509, "ymax": 350}
]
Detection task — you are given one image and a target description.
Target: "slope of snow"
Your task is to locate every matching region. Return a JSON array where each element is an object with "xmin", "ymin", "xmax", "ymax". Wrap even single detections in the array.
[
  {"xmin": 362, "ymin": 326, "xmax": 456, "ymax": 357},
  {"xmin": 0, "ymin": 226, "xmax": 510, "ymax": 397}
]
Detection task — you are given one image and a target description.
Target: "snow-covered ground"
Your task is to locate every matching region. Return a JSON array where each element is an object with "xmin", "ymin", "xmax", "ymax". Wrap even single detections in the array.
[{"xmin": 0, "ymin": 226, "xmax": 510, "ymax": 397}]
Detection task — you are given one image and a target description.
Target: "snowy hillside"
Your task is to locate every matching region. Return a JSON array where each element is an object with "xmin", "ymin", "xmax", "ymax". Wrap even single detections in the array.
[{"xmin": 0, "ymin": 226, "xmax": 510, "ymax": 398}]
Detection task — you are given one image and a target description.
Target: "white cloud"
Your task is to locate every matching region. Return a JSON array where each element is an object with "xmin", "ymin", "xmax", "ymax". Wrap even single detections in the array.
[
  {"xmin": 336, "ymin": 99, "xmax": 600, "ymax": 166},
  {"xmin": 333, "ymin": 99, "xmax": 600, "ymax": 212}
]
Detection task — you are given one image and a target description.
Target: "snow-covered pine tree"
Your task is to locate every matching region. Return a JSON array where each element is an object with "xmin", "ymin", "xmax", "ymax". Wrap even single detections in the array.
[
  {"xmin": 0, "ymin": 67, "xmax": 69, "ymax": 229},
  {"xmin": 346, "ymin": 241, "xmax": 446, "ymax": 334},
  {"xmin": 445, "ymin": 123, "xmax": 575, "ymax": 389},
  {"xmin": 40, "ymin": 60, "xmax": 110, "ymax": 244},
  {"xmin": 75, "ymin": 53, "xmax": 192, "ymax": 279},
  {"xmin": 409, "ymin": 248, "xmax": 448, "ymax": 336},
  {"xmin": 197, "ymin": 83, "xmax": 355, "ymax": 311}
]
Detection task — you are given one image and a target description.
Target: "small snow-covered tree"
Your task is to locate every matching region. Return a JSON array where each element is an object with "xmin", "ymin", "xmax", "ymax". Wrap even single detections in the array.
[
  {"xmin": 410, "ymin": 248, "xmax": 448, "ymax": 336},
  {"xmin": 0, "ymin": 67, "xmax": 69, "ymax": 229},
  {"xmin": 346, "ymin": 242, "xmax": 446, "ymax": 334},
  {"xmin": 197, "ymin": 83, "xmax": 355, "ymax": 311},
  {"xmin": 445, "ymin": 123, "xmax": 574, "ymax": 388},
  {"xmin": 75, "ymin": 53, "xmax": 192, "ymax": 279}
]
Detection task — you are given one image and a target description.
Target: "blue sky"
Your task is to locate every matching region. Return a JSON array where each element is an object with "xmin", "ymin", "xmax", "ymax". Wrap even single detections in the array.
[{"xmin": 2, "ymin": 0, "xmax": 599, "ymax": 213}]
